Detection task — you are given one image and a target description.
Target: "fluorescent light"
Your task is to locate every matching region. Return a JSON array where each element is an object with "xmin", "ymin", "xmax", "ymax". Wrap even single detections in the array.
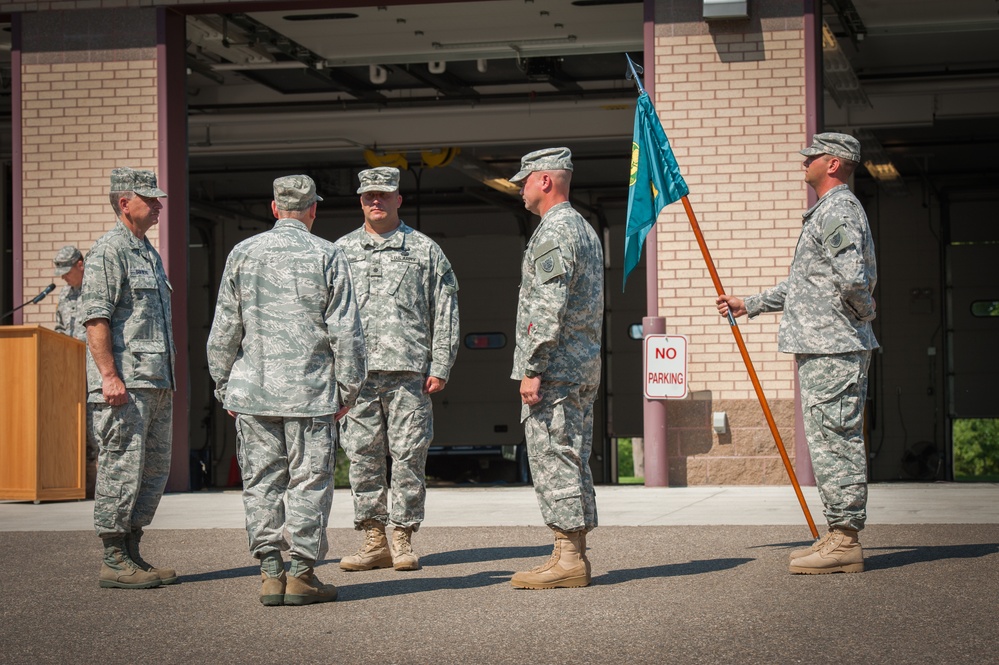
[
  {"xmin": 211, "ymin": 62, "xmax": 308, "ymax": 71},
  {"xmin": 863, "ymin": 161, "xmax": 900, "ymax": 181},
  {"xmin": 432, "ymin": 35, "xmax": 577, "ymax": 51},
  {"xmin": 822, "ymin": 22, "xmax": 871, "ymax": 108},
  {"xmin": 854, "ymin": 129, "xmax": 907, "ymax": 194},
  {"xmin": 482, "ymin": 177, "xmax": 521, "ymax": 196}
]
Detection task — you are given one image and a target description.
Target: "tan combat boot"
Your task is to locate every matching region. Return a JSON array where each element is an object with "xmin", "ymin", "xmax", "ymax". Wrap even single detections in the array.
[
  {"xmin": 390, "ymin": 526, "xmax": 420, "ymax": 571},
  {"xmin": 511, "ymin": 529, "xmax": 591, "ymax": 589},
  {"xmin": 99, "ymin": 535, "xmax": 163, "ymax": 589},
  {"xmin": 259, "ymin": 550, "xmax": 285, "ymax": 607},
  {"xmin": 284, "ymin": 558, "xmax": 338, "ymax": 605},
  {"xmin": 789, "ymin": 527, "xmax": 864, "ymax": 574},
  {"xmin": 788, "ymin": 529, "xmax": 834, "ymax": 561},
  {"xmin": 340, "ymin": 520, "xmax": 393, "ymax": 571},
  {"xmin": 125, "ymin": 528, "xmax": 178, "ymax": 585}
]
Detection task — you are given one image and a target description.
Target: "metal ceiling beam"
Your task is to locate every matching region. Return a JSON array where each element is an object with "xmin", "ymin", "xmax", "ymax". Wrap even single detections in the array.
[
  {"xmin": 185, "ymin": 56, "xmax": 225, "ymax": 85},
  {"xmin": 394, "ymin": 64, "xmax": 481, "ymax": 100},
  {"xmin": 222, "ymin": 13, "xmax": 387, "ymax": 102},
  {"xmin": 825, "ymin": 0, "xmax": 868, "ymax": 47},
  {"xmin": 546, "ymin": 74, "xmax": 585, "ymax": 94}
]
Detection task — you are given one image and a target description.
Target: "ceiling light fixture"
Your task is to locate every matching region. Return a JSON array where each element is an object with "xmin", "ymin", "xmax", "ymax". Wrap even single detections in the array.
[
  {"xmin": 822, "ymin": 22, "xmax": 871, "ymax": 108},
  {"xmin": 854, "ymin": 128, "xmax": 907, "ymax": 195},
  {"xmin": 210, "ymin": 61, "xmax": 307, "ymax": 71},
  {"xmin": 449, "ymin": 154, "xmax": 523, "ymax": 197},
  {"xmin": 432, "ymin": 35, "xmax": 577, "ymax": 51},
  {"xmin": 482, "ymin": 177, "xmax": 522, "ymax": 196}
]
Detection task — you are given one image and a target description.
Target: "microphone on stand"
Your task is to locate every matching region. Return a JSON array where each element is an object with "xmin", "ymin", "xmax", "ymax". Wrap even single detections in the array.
[
  {"xmin": 31, "ymin": 283, "xmax": 57, "ymax": 304},
  {"xmin": 1, "ymin": 283, "xmax": 58, "ymax": 321}
]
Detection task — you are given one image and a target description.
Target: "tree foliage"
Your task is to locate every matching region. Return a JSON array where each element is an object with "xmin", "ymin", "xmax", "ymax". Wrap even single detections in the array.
[
  {"xmin": 953, "ymin": 419, "xmax": 999, "ymax": 478},
  {"xmin": 618, "ymin": 438, "xmax": 634, "ymax": 477}
]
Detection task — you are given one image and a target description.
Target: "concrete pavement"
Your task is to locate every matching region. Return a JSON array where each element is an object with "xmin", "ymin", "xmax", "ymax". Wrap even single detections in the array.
[
  {"xmin": 2, "ymin": 483, "xmax": 997, "ymax": 665},
  {"xmin": 2, "ymin": 482, "xmax": 998, "ymax": 531}
]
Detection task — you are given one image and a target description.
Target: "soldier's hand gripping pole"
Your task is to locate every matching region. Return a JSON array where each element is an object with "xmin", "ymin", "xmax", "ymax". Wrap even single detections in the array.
[{"xmin": 680, "ymin": 196, "xmax": 819, "ymax": 539}]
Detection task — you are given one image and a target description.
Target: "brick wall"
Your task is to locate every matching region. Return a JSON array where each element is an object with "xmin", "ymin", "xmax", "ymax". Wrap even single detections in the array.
[
  {"xmin": 652, "ymin": 11, "xmax": 809, "ymax": 484},
  {"xmin": 19, "ymin": 55, "xmax": 159, "ymax": 325}
]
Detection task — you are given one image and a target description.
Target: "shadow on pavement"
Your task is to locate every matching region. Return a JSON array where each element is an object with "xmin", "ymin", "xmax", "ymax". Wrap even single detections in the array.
[
  {"xmin": 421, "ymin": 545, "xmax": 551, "ymax": 566},
  {"xmin": 864, "ymin": 543, "xmax": 999, "ymax": 570},
  {"xmin": 337, "ymin": 570, "xmax": 512, "ymax": 601},
  {"xmin": 597, "ymin": 557, "xmax": 753, "ymax": 585},
  {"xmin": 748, "ymin": 539, "xmax": 817, "ymax": 551},
  {"xmin": 179, "ymin": 564, "xmax": 260, "ymax": 583}
]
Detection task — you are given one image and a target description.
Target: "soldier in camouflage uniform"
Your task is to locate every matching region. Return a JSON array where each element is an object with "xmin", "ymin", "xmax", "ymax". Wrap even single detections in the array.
[
  {"xmin": 335, "ymin": 167, "xmax": 459, "ymax": 573},
  {"xmin": 53, "ymin": 245, "xmax": 87, "ymax": 341},
  {"xmin": 507, "ymin": 147, "xmax": 604, "ymax": 589},
  {"xmin": 53, "ymin": 245, "xmax": 99, "ymax": 498},
  {"xmin": 208, "ymin": 175, "xmax": 367, "ymax": 606},
  {"xmin": 82, "ymin": 168, "xmax": 176, "ymax": 589},
  {"xmin": 717, "ymin": 133, "xmax": 878, "ymax": 574}
]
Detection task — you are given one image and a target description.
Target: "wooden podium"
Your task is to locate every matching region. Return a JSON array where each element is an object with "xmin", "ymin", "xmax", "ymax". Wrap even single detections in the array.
[{"xmin": 0, "ymin": 325, "xmax": 87, "ymax": 501}]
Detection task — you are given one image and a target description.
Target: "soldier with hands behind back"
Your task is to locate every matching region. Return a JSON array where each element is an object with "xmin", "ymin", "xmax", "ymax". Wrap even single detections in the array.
[{"xmin": 208, "ymin": 175, "xmax": 367, "ymax": 605}]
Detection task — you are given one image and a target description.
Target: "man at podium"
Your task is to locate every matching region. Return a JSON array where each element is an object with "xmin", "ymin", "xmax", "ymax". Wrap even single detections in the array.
[
  {"xmin": 53, "ymin": 245, "xmax": 97, "ymax": 498},
  {"xmin": 81, "ymin": 168, "xmax": 177, "ymax": 590},
  {"xmin": 53, "ymin": 245, "xmax": 87, "ymax": 342}
]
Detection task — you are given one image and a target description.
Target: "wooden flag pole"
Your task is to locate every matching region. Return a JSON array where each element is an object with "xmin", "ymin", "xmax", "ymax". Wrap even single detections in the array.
[{"xmin": 680, "ymin": 196, "xmax": 819, "ymax": 539}]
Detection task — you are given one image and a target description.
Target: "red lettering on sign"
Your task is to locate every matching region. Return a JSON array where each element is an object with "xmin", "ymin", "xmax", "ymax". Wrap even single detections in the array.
[{"xmin": 647, "ymin": 372, "xmax": 685, "ymax": 385}]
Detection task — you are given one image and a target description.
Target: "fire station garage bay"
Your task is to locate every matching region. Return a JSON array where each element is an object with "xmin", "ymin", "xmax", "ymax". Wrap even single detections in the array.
[{"xmin": 1, "ymin": 0, "xmax": 997, "ymax": 490}]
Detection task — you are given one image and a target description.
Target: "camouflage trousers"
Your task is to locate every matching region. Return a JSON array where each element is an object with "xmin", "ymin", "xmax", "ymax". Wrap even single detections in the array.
[
  {"xmin": 235, "ymin": 414, "xmax": 337, "ymax": 562},
  {"xmin": 85, "ymin": 406, "xmax": 98, "ymax": 462},
  {"xmin": 797, "ymin": 351, "xmax": 872, "ymax": 532},
  {"xmin": 91, "ymin": 388, "xmax": 173, "ymax": 536},
  {"xmin": 339, "ymin": 371, "xmax": 432, "ymax": 530},
  {"xmin": 522, "ymin": 381, "xmax": 599, "ymax": 532}
]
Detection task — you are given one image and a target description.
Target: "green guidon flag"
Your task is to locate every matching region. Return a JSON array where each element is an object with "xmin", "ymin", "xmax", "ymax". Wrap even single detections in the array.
[{"xmin": 623, "ymin": 91, "xmax": 689, "ymax": 289}]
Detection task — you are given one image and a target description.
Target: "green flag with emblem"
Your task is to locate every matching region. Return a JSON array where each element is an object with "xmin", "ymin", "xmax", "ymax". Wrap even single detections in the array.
[{"xmin": 623, "ymin": 91, "xmax": 689, "ymax": 289}]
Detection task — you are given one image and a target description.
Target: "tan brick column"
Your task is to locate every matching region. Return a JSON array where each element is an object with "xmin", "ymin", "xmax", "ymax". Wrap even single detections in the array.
[
  {"xmin": 14, "ymin": 6, "xmax": 190, "ymax": 491},
  {"xmin": 17, "ymin": 9, "xmax": 160, "ymax": 324},
  {"xmin": 649, "ymin": 1, "xmax": 813, "ymax": 485}
]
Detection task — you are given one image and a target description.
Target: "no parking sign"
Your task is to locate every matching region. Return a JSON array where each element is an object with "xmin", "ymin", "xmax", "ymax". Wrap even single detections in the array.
[{"xmin": 644, "ymin": 334, "xmax": 688, "ymax": 399}]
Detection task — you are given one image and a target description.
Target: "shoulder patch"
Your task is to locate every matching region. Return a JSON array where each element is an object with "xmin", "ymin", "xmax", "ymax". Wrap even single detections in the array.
[
  {"xmin": 437, "ymin": 257, "xmax": 458, "ymax": 290},
  {"xmin": 822, "ymin": 216, "xmax": 852, "ymax": 255},
  {"xmin": 534, "ymin": 247, "xmax": 566, "ymax": 284},
  {"xmin": 532, "ymin": 238, "xmax": 559, "ymax": 261}
]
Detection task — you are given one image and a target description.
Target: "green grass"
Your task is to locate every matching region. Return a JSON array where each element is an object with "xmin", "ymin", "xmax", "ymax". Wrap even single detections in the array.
[
  {"xmin": 617, "ymin": 476, "xmax": 646, "ymax": 485},
  {"xmin": 955, "ymin": 474, "xmax": 999, "ymax": 483},
  {"xmin": 334, "ymin": 447, "xmax": 351, "ymax": 488}
]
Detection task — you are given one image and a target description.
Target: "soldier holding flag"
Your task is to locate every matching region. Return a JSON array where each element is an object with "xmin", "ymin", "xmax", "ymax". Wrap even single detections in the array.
[{"xmin": 717, "ymin": 133, "xmax": 879, "ymax": 574}]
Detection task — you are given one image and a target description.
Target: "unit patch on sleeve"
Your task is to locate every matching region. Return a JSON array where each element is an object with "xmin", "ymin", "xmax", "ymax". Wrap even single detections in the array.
[{"xmin": 532, "ymin": 239, "xmax": 565, "ymax": 284}]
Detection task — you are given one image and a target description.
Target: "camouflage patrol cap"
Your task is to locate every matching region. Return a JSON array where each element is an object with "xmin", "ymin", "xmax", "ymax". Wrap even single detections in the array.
[
  {"xmin": 273, "ymin": 174, "xmax": 323, "ymax": 211},
  {"xmin": 53, "ymin": 245, "xmax": 82, "ymax": 276},
  {"xmin": 109, "ymin": 167, "xmax": 167, "ymax": 197},
  {"xmin": 357, "ymin": 167, "xmax": 400, "ymax": 194},
  {"xmin": 509, "ymin": 147, "xmax": 574, "ymax": 184},
  {"xmin": 800, "ymin": 132, "xmax": 862, "ymax": 163}
]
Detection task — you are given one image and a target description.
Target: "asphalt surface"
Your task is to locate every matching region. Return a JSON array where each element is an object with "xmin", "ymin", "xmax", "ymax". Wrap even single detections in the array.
[{"xmin": 2, "ymin": 485, "xmax": 998, "ymax": 664}]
